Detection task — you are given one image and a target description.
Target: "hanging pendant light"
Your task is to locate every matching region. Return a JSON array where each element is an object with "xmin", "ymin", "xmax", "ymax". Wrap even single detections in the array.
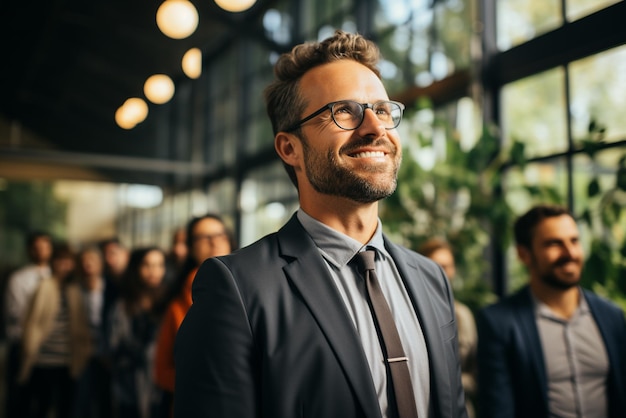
[
  {"xmin": 182, "ymin": 48, "xmax": 202, "ymax": 79},
  {"xmin": 214, "ymin": 0, "xmax": 257, "ymax": 13},
  {"xmin": 115, "ymin": 98, "xmax": 149, "ymax": 129},
  {"xmin": 156, "ymin": 0, "xmax": 199, "ymax": 39},
  {"xmin": 144, "ymin": 74, "xmax": 175, "ymax": 104}
]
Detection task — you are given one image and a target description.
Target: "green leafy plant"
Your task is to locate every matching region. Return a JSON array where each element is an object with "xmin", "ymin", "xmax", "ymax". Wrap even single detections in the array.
[
  {"xmin": 576, "ymin": 122, "xmax": 626, "ymax": 311},
  {"xmin": 380, "ymin": 99, "xmax": 520, "ymax": 312},
  {"xmin": 380, "ymin": 99, "xmax": 614, "ymax": 312}
]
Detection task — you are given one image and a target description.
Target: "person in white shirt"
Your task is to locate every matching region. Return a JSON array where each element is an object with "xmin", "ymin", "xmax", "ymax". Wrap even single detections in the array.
[{"xmin": 3, "ymin": 230, "xmax": 53, "ymax": 418}]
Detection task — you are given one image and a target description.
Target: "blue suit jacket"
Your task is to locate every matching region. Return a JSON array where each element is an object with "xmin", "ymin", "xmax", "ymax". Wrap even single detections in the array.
[
  {"xmin": 477, "ymin": 285, "xmax": 626, "ymax": 418},
  {"xmin": 174, "ymin": 214, "xmax": 467, "ymax": 417}
]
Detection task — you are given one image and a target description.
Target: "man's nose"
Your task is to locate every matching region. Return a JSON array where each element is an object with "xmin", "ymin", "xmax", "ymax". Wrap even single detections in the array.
[{"xmin": 357, "ymin": 108, "xmax": 386, "ymax": 136}]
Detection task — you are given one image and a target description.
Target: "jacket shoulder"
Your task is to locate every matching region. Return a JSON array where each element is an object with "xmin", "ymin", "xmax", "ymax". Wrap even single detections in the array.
[{"xmin": 478, "ymin": 287, "xmax": 531, "ymax": 327}]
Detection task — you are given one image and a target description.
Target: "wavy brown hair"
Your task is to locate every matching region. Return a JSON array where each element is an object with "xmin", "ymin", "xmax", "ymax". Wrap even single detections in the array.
[{"xmin": 264, "ymin": 30, "xmax": 382, "ymax": 187}]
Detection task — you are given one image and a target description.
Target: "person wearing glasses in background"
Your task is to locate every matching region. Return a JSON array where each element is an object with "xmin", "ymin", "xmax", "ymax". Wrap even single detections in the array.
[
  {"xmin": 175, "ymin": 30, "xmax": 467, "ymax": 418},
  {"xmin": 154, "ymin": 214, "xmax": 234, "ymax": 418}
]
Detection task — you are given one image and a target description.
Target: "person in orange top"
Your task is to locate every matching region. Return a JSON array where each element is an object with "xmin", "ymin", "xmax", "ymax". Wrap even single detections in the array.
[{"xmin": 153, "ymin": 214, "xmax": 234, "ymax": 416}]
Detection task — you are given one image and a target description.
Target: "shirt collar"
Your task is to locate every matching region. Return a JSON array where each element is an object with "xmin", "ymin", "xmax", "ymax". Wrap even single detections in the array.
[
  {"xmin": 297, "ymin": 208, "xmax": 389, "ymax": 268},
  {"xmin": 531, "ymin": 287, "xmax": 590, "ymax": 322}
]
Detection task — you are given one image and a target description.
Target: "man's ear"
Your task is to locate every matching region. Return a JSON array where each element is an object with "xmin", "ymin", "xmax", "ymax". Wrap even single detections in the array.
[
  {"xmin": 516, "ymin": 244, "xmax": 531, "ymax": 266},
  {"xmin": 275, "ymin": 132, "xmax": 300, "ymax": 167}
]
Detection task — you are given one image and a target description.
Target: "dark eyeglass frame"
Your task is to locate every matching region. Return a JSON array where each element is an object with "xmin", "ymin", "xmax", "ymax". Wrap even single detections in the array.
[
  {"xmin": 284, "ymin": 100, "xmax": 405, "ymax": 132},
  {"xmin": 191, "ymin": 232, "xmax": 228, "ymax": 243}
]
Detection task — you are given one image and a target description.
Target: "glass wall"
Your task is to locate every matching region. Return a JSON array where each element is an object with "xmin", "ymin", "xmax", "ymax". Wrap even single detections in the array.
[
  {"xmin": 8, "ymin": 1, "xmax": 619, "ymax": 299},
  {"xmin": 139, "ymin": 0, "xmax": 622, "ymax": 303},
  {"xmin": 375, "ymin": 0, "xmax": 475, "ymax": 93},
  {"xmin": 239, "ymin": 161, "xmax": 298, "ymax": 247},
  {"xmin": 493, "ymin": 2, "xmax": 626, "ymax": 299}
]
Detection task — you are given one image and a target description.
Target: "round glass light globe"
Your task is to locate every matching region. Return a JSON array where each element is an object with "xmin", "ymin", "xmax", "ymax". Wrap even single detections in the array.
[
  {"xmin": 214, "ymin": 0, "xmax": 257, "ymax": 13},
  {"xmin": 156, "ymin": 0, "xmax": 199, "ymax": 40},
  {"xmin": 144, "ymin": 74, "xmax": 175, "ymax": 104},
  {"xmin": 115, "ymin": 106, "xmax": 136, "ymax": 130},
  {"xmin": 182, "ymin": 48, "xmax": 202, "ymax": 79},
  {"xmin": 116, "ymin": 98, "xmax": 149, "ymax": 129}
]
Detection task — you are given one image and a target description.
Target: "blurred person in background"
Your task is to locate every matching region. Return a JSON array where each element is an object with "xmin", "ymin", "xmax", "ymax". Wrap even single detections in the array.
[
  {"xmin": 101, "ymin": 237, "xmax": 130, "ymax": 284},
  {"xmin": 98, "ymin": 237, "xmax": 130, "ymax": 385},
  {"xmin": 99, "ymin": 237, "xmax": 129, "ymax": 311},
  {"xmin": 109, "ymin": 246, "xmax": 168, "ymax": 418},
  {"xmin": 3, "ymin": 230, "xmax": 53, "ymax": 418},
  {"xmin": 73, "ymin": 245, "xmax": 112, "ymax": 418},
  {"xmin": 477, "ymin": 204, "xmax": 626, "ymax": 417},
  {"xmin": 18, "ymin": 242, "xmax": 92, "ymax": 418},
  {"xmin": 99, "ymin": 237, "xmax": 130, "ymax": 324},
  {"xmin": 418, "ymin": 238, "xmax": 478, "ymax": 418},
  {"xmin": 154, "ymin": 214, "xmax": 234, "ymax": 417},
  {"xmin": 164, "ymin": 228, "xmax": 188, "ymax": 287}
]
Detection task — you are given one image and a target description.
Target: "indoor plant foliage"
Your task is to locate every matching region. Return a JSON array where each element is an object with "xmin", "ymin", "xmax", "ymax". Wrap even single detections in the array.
[
  {"xmin": 576, "ymin": 122, "xmax": 626, "ymax": 311},
  {"xmin": 381, "ymin": 102, "xmax": 626, "ymax": 311},
  {"xmin": 380, "ymin": 99, "xmax": 514, "ymax": 311}
]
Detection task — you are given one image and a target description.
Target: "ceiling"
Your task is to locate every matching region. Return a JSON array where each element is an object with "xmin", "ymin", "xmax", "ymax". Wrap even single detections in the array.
[{"xmin": 0, "ymin": 0, "xmax": 275, "ymax": 187}]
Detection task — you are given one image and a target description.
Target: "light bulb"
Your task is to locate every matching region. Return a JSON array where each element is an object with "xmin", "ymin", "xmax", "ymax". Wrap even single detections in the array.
[
  {"xmin": 144, "ymin": 74, "xmax": 175, "ymax": 104},
  {"xmin": 116, "ymin": 98, "xmax": 148, "ymax": 129},
  {"xmin": 182, "ymin": 48, "xmax": 202, "ymax": 79},
  {"xmin": 156, "ymin": 0, "xmax": 199, "ymax": 39},
  {"xmin": 214, "ymin": 0, "xmax": 257, "ymax": 13}
]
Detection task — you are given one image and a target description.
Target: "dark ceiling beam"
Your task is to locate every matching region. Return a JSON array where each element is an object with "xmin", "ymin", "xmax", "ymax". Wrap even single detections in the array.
[
  {"xmin": 392, "ymin": 69, "xmax": 471, "ymax": 109},
  {"xmin": 0, "ymin": 147, "xmax": 216, "ymax": 176}
]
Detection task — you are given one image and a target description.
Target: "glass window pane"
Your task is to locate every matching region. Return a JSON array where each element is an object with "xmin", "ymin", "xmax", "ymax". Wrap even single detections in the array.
[
  {"xmin": 434, "ymin": 0, "xmax": 473, "ymax": 77},
  {"xmin": 570, "ymin": 45, "xmax": 626, "ymax": 145},
  {"xmin": 239, "ymin": 161, "xmax": 298, "ymax": 246},
  {"xmin": 375, "ymin": 0, "xmax": 473, "ymax": 93},
  {"xmin": 572, "ymin": 150, "xmax": 626, "ymax": 218},
  {"xmin": 206, "ymin": 178, "xmax": 237, "ymax": 215},
  {"xmin": 572, "ymin": 150, "xmax": 626, "ymax": 301},
  {"xmin": 567, "ymin": 0, "xmax": 621, "ymax": 22},
  {"xmin": 501, "ymin": 67, "xmax": 568, "ymax": 157},
  {"xmin": 502, "ymin": 159, "xmax": 569, "ymax": 212},
  {"xmin": 497, "ymin": 0, "xmax": 562, "ymax": 50}
]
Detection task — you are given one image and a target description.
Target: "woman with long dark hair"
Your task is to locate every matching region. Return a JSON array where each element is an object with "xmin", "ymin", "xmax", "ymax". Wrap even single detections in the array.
[{"xmin": 108, "ymin": 246, "xmax": 168, "ymax": 418}]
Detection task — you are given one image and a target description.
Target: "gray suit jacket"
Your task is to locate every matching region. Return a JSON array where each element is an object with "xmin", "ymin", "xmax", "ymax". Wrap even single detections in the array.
[{"xmin": 174, "ymin": 214, "xmax": 467, "ymax": 417}]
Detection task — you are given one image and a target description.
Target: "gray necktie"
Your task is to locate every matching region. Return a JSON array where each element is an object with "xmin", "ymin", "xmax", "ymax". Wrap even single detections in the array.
[{"xmin": 354, "ymin": 249, "xmax": 419, "ymax": 418}]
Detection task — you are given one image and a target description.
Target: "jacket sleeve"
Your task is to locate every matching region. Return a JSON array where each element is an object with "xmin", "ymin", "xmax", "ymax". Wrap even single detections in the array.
[
  {"xmin": 476, "ymin": 308, "xmax": 516, "ymax": 418},
  {"xmin": 18, "ymin": 279, "xmax": 57, "ymax": 384},
  {"xmin": 154, "ymin": 305, "xmax": 178, "ymax": 392},
  {"xmin": 174, "ymin": 258, "xmax": 257, "ymax": 418}
]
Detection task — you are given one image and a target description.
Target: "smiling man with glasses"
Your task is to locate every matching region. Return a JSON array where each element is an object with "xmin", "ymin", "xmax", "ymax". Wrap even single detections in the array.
[{"xmin": 175, "ymin": 30, "xmax": 467, "ymax": 418}]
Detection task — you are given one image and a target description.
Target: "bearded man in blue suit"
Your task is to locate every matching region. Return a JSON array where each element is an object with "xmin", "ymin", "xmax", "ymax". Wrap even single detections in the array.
[{"xmin": 477, "ymin": 204, "xmax": 626, "ymax": 417}]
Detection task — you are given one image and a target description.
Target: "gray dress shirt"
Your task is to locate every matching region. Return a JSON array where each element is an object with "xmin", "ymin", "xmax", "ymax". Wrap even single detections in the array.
[
  {"xmin": 297, "ymin": 209, "xmax": 431, "ymax": 418},
  {"xmin": 533, "ymin": 292, "xmax": 609, "ymax": 417}
]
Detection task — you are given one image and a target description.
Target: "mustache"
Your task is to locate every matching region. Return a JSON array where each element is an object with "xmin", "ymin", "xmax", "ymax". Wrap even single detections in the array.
[
  {"xmin": 340, "ymin": 138, "xmax": 396, "ymax": 155},
  {"xmin": 553, "ymin": 256, "xmax": 580, "ymax": 267}
]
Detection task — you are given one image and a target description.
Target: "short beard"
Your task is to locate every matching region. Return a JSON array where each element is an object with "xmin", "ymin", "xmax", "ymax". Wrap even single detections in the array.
[
  {"xmin": 539, "ymin": 272, "xmax": 580, "ymax": 290},
  {"xmin": 301, "ymin": 135, "xmax": 399, "ymax": 203},
  {"xmin": 537, "ymin": 257, "xmax": 581, "ymax": 290}
]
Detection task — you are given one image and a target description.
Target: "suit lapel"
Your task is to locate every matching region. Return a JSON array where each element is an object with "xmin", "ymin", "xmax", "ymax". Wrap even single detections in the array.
[
  {"xmin": 277, "ymin": 216, "xmax": 382, "ymax": 418},
  {"xmin": 514, "ymin": 288, "xmax": 548, "ymax": 402}
]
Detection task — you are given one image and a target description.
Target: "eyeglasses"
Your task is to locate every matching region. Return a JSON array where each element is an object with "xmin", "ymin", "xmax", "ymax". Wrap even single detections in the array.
[
  {"xmin": 192, "ymin": 232, "xmax": 227, "ymax": 243},
  {"xmin": 285, "ymin": 100, "xmax": 405, "ymax": 132}
]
